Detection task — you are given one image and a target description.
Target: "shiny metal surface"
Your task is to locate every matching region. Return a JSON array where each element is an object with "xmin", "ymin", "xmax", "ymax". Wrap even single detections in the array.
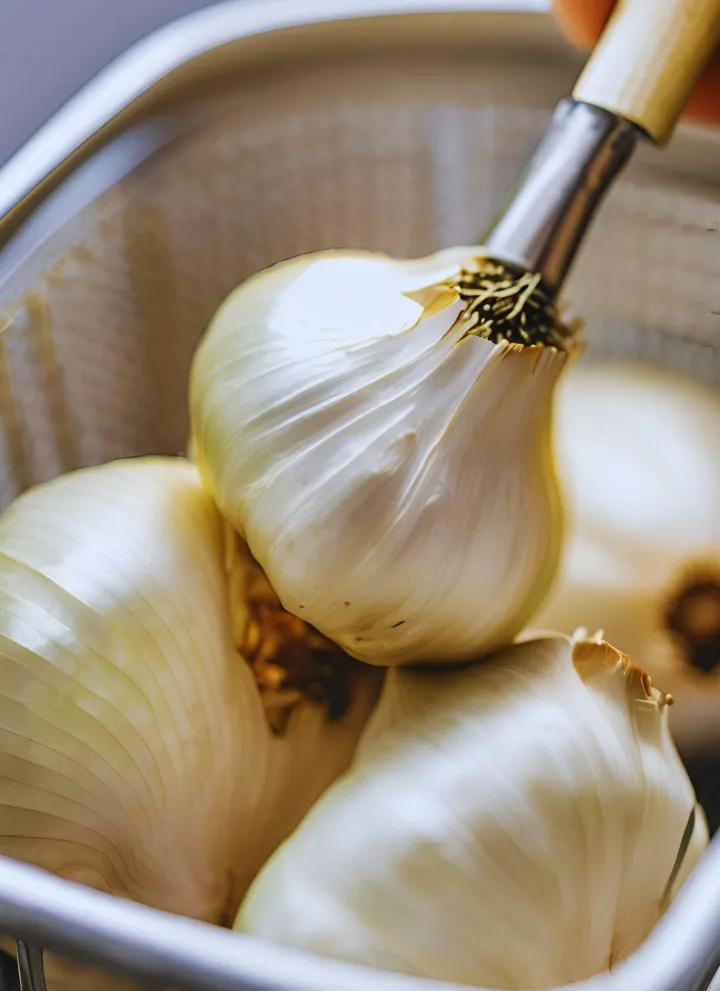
[
  {"xmin": 0, "ymin": 846, "xmax": 720, "ymax": 991},
  {"xmin": 485, "ymin": 99, "xmax": 639, "ymax": 288},
  {"xmin": 0, "ymin": 0, "xmax": 718, "ymax": 989}
]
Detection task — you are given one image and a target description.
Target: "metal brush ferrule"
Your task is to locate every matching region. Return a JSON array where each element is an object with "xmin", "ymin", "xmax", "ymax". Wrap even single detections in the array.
[{"xmin": 484, "ymin": 99, "xmax": 641, "ymax": 293}]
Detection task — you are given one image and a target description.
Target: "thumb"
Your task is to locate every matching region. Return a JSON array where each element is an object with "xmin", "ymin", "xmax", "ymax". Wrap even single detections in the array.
[{"xmin": 553, "ymin": 0, "xmax": 614, "ymax": 48}]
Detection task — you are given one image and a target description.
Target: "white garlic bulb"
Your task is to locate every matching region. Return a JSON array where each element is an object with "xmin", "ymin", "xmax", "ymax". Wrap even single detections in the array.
[
  {"xmin": 531, "ymin": 361, "xmax": 720, "ymax": 750},
  {"xmin": 0, "ymin": 457, "xmax": 379, "ymax": 990},
  {"xmin": 237, "ymin": 633, "xmax": 705, "ymax": 991},
  {"xmin": 190, "ymin": 248, "xmax": 573, "ymax": 666}
]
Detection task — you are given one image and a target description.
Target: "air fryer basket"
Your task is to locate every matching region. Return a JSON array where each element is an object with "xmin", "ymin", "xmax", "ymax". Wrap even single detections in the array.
[{"xmin": 0, "ymin": 2, "xmax": 719, "ymax": 990}]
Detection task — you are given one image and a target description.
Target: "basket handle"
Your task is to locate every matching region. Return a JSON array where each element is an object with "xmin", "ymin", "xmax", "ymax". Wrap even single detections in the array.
[{"xmin": 572, "ymin": 0, "xmax": 720, "ymax": 144}]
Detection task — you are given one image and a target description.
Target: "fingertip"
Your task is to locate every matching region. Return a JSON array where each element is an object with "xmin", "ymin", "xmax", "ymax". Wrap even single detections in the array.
[
  {"xmin": 684, "ymin": 55, "xmax": 720, "ymax": 127},
  {"xmin": 552, "ymin": 0, "xmax": 616, "ymax": 49}
]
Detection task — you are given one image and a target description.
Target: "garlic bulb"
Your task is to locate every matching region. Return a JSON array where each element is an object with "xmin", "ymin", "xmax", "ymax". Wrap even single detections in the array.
[
  {"xmin": 0, "ymin": 457, "xmax": 379, "ymax": 988},
  {"xmin": 237, "ymin": 633, "xmax": 705, "ymax": 991},
  {"xmin": 530, "ymin": 361, "xmax": 720, "ymax": 750},
  {"xmin": 190, "ymin": 248, "xmax": 574, "ymax": 665}
]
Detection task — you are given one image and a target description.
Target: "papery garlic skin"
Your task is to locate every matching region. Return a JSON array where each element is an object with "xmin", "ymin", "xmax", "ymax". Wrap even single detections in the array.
[
  {"xmin": 0, "ymin": 457, "xmax": 378, "ymax": 989},
  {"xmin": 237, "ymin": 634, "xmax": 705, "ymax": 991},
  {"xmin": 190, "ymin": 248, "xmax": 569, "ymax": 665},
  {"xmin": 530, "ymin": 361, "xmax": 720, "ymax": 749}
]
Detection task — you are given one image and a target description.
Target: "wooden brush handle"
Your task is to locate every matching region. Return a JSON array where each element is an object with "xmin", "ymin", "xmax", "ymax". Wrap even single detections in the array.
[{"xmin": 573, "ymin": 0, "xmax": 720, "ymax": 144}]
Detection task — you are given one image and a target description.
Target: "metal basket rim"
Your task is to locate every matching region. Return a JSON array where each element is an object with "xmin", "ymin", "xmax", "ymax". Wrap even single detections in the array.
[
  {"xmin": 2, "ymin": 841, "xmax": 720, "ymax": 991},
  {"xmin": 0, "ymin": 2, "xmax": 719, "ymax": 990}
]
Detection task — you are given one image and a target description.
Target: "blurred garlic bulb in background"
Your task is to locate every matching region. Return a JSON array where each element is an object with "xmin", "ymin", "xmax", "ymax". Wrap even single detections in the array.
[
  {"xmin": 238, "ymin": 632, "xmax": 705, "ymax": 991},
  {"xmin": 190, "ymin": 247, "xmax": 575, "ymax": 666},
  {"xmin": 0, "ymin": 458, "xmax": 379, "ymax": 989},
  {"xmin": 531, "ymin": 362, "xmax": 720, "ymax": 751}
]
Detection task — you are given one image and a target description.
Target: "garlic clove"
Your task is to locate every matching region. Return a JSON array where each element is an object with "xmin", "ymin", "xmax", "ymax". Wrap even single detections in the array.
[
  {"xmin": 190, "ymin": 248, "xmax": 576, "ymax": 666},
  {"xmin": 530, "ymin": 360, "xmax": 720, "ymax": 750},
  {"xmin": 237, "ymin": 633, "xmax": 703, "ymax": 991}
]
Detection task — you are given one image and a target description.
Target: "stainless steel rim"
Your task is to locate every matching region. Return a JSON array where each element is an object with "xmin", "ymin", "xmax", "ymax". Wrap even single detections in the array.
[
  {"xmin": 1, "ymin": 842, "xmax": 720, "ymax": 991},
  {"xmin": 0, "ymin": 2, "xmax": 718, "ymax": 990}
]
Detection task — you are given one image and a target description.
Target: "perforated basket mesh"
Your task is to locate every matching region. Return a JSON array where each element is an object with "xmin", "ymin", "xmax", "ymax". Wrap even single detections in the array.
[
  {"xmin": 0, "ymin": 14, "xmax": 720, "ymax": 991},
  {"xmin": 0, "ymin": 50, "xmax": 718, "ymax": 517}
]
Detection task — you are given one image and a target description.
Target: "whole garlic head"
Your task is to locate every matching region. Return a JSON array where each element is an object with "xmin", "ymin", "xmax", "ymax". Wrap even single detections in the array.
[
  {"xmin": 531, "ymin": 361, "xmax": 720, "ymax": 750},
  {"xmin": 237, "ymin": 633, "xmax": 705, "ymax": 991},
  {"xmin": 190, "ymin": 248, "xmax": 573, "ymax": 666},
  {"xmin": 0, "ymin": 457, "xmax": 379, "ymax": 990}
]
